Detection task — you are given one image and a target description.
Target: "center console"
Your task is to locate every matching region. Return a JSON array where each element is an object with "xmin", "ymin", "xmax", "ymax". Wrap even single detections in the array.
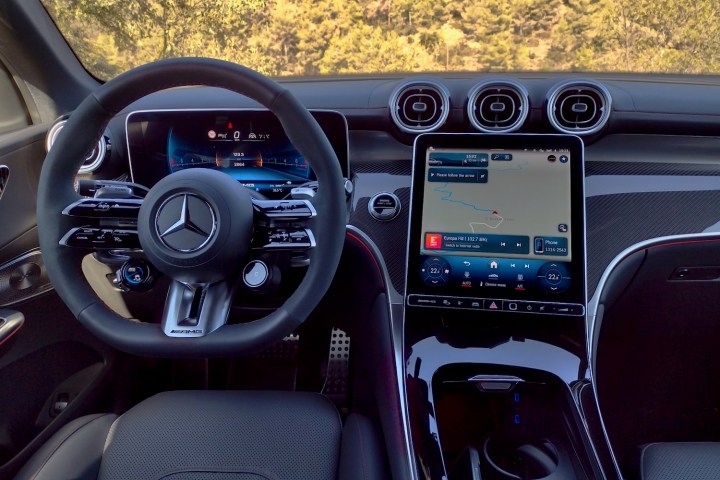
[{"xmin": 403, "ymin": 134, "xmax": 616, "ymax": 479}]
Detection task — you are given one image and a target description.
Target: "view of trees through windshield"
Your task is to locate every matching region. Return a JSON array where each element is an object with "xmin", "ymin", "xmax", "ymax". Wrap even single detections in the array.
[{"xmin": 42, "ymin": 0, "xmax": 720, "ymax": 80}]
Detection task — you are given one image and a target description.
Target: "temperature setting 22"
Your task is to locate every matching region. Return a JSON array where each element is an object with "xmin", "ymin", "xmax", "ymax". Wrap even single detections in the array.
[{"xmin": 420, "ymin": 257, "xmax": 451, "ymax": 286}]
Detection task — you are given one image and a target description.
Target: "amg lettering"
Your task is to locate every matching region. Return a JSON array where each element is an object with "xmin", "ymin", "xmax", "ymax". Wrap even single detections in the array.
[{"xmin": 170, "ymin": 329, "xmax": 203, "ymax": 334}]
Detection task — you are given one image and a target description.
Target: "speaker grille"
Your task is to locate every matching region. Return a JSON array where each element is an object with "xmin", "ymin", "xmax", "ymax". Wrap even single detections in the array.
[{"xmin": 0, "ymin": 250, "xmax": 52, "ymax": 306}]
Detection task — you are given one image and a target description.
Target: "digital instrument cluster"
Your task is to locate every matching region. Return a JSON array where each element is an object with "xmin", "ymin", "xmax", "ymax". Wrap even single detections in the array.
[{"xmin": 126, "ymin": 110, "xmax": 348, "ymax": 198}]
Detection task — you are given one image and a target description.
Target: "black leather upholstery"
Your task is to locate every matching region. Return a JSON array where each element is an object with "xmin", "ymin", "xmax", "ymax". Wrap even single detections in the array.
[
  {"xmin": 15, "ymin": 413, "xmax": 117, "ymax": 480},
  {"xmin": 338, "ymin": 414, "xmax": 390, "ymax": 480},
  {"xmin": 15, "ymin": 391, "xmax": 386, "ymax": 480},
  {"xmin": 641, "ymin": 442, "xmax": 720, "ymax": 480}
]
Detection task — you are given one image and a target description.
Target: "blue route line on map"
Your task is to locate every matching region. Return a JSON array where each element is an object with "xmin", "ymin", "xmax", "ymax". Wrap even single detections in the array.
[{"xmin": 433, "ymin": 183, "xmax": 493, "ymax": 212}]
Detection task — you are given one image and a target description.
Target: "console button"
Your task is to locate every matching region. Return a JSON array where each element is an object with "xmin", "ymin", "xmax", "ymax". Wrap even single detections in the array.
[
  {"xmin": 468, "ymin": 299, "xmax": 483, "ymax": 309},
  {"xmin": 537, "ymin": 262, "xmax": 571, "ymax": 293},
  {"xmin": 503, "ymin": 301, "xmax": 521, "ymax": 312},
  {"xmin": 421, "ymin": 257, "xmax": 451, "ymax": 286},
  {"xmin": 407, "ymin": 295, "xmax": 441, "ymax": 307},
  {"xmin": 484, "ymin": 299, "xmax": 502, "ymax": 311},
  {"xmin": 551, "ymin": 304, "xmax": 585, "ymax": 316},
  {"xmin": 368, "ymin": 192, "xmax": 401, "ymax": 221}
]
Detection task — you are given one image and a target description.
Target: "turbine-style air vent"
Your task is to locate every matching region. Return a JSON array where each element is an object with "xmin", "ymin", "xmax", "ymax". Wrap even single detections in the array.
[
  {"xmin": 0, "ymin": 165, "xmax": 8, "ymax": 201},
  {"xmin": 547, "ymin": 80, "xmax": 612, "ymax": 135},
  {"xmin": 46, "ymin": 116, "xmax": 109, "ymax": 174},
  {"xmin": 467, "ymin": 80, "xmax": 529, "ymax": 133},
  {"xmin": 389, "ymin": 81, "xmax": 450, "ymax": 133}
]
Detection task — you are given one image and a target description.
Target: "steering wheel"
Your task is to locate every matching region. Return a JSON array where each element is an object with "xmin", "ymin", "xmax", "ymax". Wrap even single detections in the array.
[{"xmin": 37, "ymin": 58, "xmax": 346, "ymax": 357}]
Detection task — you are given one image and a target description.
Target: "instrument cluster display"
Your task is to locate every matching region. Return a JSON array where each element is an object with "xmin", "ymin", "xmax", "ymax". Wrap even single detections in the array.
[{"xmin": 127, "ymin": 110, "xmax": 348, "ymax": 198}]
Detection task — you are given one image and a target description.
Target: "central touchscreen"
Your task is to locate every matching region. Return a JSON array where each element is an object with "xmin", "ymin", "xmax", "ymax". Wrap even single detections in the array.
[{"xmin": 406, "ymin": 134, "xmax": 586, "ymax": 316}]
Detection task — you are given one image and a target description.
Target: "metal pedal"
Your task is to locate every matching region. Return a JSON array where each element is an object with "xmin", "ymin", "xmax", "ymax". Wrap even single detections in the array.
[
  {"xmin": 255, "ymin": 333, "xmax": 300, "ymax": 361},
  {"xmin": 322, "ymin": 328, "xmax": 350, "ymax": 404}
]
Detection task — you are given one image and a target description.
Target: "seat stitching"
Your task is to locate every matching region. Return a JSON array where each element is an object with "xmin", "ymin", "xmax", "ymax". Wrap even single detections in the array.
[{"xmin": 155, "ymin": 466, "xmax": 280, "ymax": 480}]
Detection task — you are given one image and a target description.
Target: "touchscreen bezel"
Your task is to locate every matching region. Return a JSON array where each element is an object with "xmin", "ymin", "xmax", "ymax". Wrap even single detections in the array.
[
  {"xmin": 406, "ymin": 133, "xmax": 586, "ymax": 311},
  {"xmin": 125, "ymin": 109, "xmax": 349, "ymax": 192}
]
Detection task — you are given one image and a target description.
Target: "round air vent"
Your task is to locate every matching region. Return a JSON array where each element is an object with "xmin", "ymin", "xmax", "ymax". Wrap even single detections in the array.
[
  {"xmin": 467, "ymin": 80, "xmax": 529, "ymax": 133},
  {"xmin": 546, "ymin": 80, "xmax": 612, "ymax": 135},
  {"xmin": 389, "ymin": 80, "xmax": 450, "ymax": 134},
  {"xmin": 46, "ymin": 116, "xmax": 109, "ymax": 174}
]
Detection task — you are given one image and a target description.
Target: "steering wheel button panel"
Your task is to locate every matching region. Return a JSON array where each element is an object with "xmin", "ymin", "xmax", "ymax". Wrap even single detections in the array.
[
  {"xmin": 63, "ymin": 198, "xmax": 143, "ymax": 219},
  {"xmin": 60, "ymin": 227, "xmax": 140, "ymax": 249},
  {"xmin": 254, "ymin": 228, "xmax": 316, "ymax": 250},
  {"xmin": 252, "ymin": 199, "xmax": 316, "ymax": 219}
]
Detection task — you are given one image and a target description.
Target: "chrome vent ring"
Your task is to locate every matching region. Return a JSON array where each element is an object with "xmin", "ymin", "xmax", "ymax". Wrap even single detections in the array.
[
  {"xmin": 546, "ymin": 80, "xmax": 612, "ymax": 135},
  {"xmin": 46, "ymin": 116, "xmax": 109, "ymax": 174},
  {"xmin": 389, "ymin": 80, "xmax": 450, "ymax": 133},
  {"xmin": 467, "ymin": 80, "xmax": 529, "ymax": 133}
]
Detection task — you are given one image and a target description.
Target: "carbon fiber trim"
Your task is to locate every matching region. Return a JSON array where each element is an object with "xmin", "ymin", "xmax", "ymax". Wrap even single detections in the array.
[
  {"xmin": 350, "ymin": 188, "xmax": 410, "ymax": 293},
  {"xmin": 586, "ymin": 190, "xmax": 720, "ymax": 297},
  {"xmin": 586, "ymin": 161, "xmax": 720, "ymax": 177},
  {"xmin": 351, "ymin": 160, "xmax": 412, "ymax": 176}
]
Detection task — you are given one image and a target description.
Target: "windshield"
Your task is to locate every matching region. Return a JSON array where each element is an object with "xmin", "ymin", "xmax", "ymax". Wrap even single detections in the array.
[{"xmin": 41, "ymin": 0, "xmax": 720, "ymax": 80}]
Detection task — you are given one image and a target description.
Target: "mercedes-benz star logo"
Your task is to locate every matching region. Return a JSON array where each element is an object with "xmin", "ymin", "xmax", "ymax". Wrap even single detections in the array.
[{"xmin": 155, "ymin": 193, "xmax": 217, "ymax": 253}]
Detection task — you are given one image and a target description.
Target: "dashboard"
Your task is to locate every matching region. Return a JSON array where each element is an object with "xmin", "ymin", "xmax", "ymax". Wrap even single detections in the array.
[{"xmin": 72, "ymin": 74, "xmax": 720, "ymax": 307}]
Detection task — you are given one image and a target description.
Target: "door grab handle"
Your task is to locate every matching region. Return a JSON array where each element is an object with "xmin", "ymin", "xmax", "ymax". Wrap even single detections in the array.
[{"xmin": 0, "ymin": 309, "xmax": 24, "ymax": 348}]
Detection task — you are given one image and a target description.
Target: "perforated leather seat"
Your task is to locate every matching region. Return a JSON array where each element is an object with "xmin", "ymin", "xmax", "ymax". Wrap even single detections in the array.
[
  {"xmin": 640, "ymin": 442, "xmax": 720, "ymax": 480},
  {"xmin": 15, "ymin": 390, "xmax": 387, "ymax": 480}
]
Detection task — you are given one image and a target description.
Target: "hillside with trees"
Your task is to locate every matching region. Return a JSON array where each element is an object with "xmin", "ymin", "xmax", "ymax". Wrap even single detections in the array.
[{"xmin": 41, "ymin": 0, "xmax": 720, "ymax": 79}]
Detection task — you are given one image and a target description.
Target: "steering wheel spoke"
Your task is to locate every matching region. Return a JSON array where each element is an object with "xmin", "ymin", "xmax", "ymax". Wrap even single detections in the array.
[{"xmin": 161, "ymin": 280, "xmax": 234, "ymax": 338}]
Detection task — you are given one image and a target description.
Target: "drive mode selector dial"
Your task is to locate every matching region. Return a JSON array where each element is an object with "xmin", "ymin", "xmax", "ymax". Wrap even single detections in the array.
[{"xmin": 421, "ymin": 257, "xmax": 451, "ymax": 286}]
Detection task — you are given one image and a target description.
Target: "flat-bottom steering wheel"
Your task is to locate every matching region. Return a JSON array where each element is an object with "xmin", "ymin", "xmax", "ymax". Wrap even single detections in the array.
[{"xmin": 37, "ymin": 58, "xmax": 346, "ymax": 357}]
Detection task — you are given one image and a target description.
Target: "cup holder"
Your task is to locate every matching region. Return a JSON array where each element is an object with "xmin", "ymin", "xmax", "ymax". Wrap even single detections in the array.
[{"xmin": 483, "ymin": 436, "xmax": 559, "ymax": 480}]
